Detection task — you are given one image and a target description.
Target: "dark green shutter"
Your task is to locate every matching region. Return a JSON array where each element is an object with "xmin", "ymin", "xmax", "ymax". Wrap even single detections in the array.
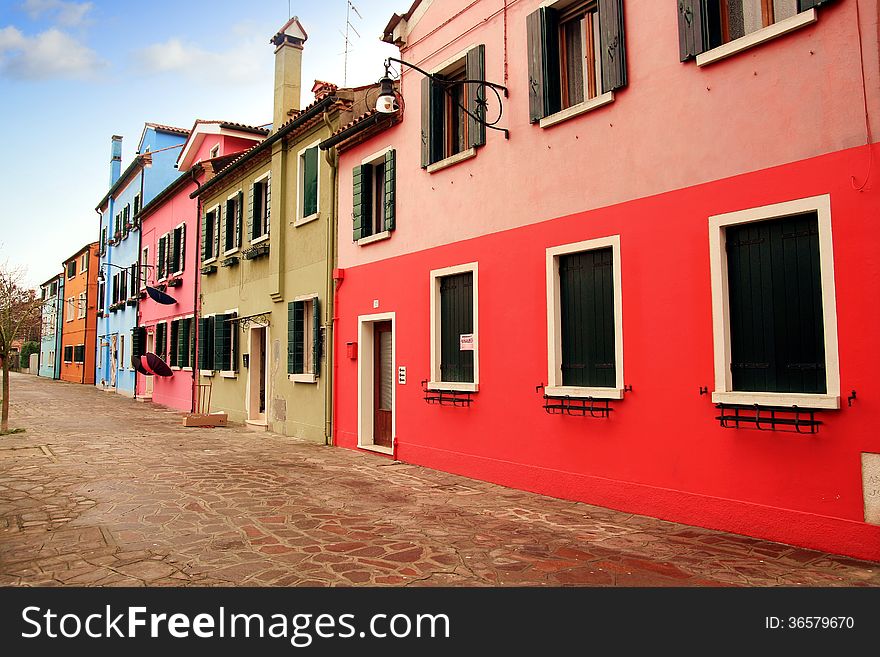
[
  {"xmin": 170, "ymin": 320, "xmax": 179, "ymax": 367},
  {"xmin": 198, "ymin": 316, "xmax": 214, "ymax": 370},
  {"xmin": 466, "ymin": 45, "xmax": 486, "ymax": 148},
  {"xmin": 201, "ymin": 213, "xmax": 208, "ymax": 260},
  {"xmin": 249, "ymin": 183, "xmax": 257, "ymax": 240},
  {"xmin": 421, "ymin": 75, "xmax": 432, "ymax": 167},
  {"xmin": 236, "ymin": 191, "xmax": 243, "ymax": 247},
  {"xmin": 229, "ymin": 313, "xmax": 238, "ymax": 372},
  {"xmin": 303, "ymin": 148, "xmax": 318, "ymax": 217},
  {"xmin": 179, "ymin": 225, "xmax": 186, "ymax": 272},
  {"xmin": 265, "ymin": 173, "xmax": 272, "ymax": 234},
  {"xmin": 312, "ymin": 297, "xmax": 321, "ymax": 377},
  {"xmin": 352, "ymin": 164, "xmax": 372, "ymax": 241},
  {"xmin": 726, "ymin": 213, "xmax": 826, "ymax": 394},
  {"xmin": 439, "ymin": 272, "xmax": 474, "ymax": 383},
  {"xmin": 287, "ymin": 302, "xmax": 296, "ymax": 374},
  {"xmin": 166, "ymin": 232, "xmax": 173, "ymax": 276},
  {"xmin": 156, "ymin": 322, "xmax": 166, "ymax": 359},
  {"xmin": 176, "ymin": 319, "xmax": 188, "ymax": 367},
  {"xmin": 597, "ymin": 0, "xmax": 627, "ymax": 92},
  {"xmin": 384, "ymin": 150, "xmax": 396, "ymax": 232},
  {"xmin": 158, "ymin": 237, "xmax": 166, "ymax": 278},
  {"xmin": 559, "ymin": 248, "xmax": 616, "ymax": 388},
  {"xmin": 526, "ymin": 7, "xmax": 560, "ymax": 123},
  {"xmin": 131, "ymin": 326, "xmax": 145, "ymax": 358},
  {"xmin": 214, "ymin": 207, "xmax": 221, "ymax": 257},
  {"xmin": 799, "ymin": 0, "xmax": 837, "ymax": 9},
  {"xmin": 213, "ymin": 314, "xmax": 229, "ymax": 371},
  {"xmin": 677, "ymin": 0, "xmax": 709, "ymax": 62},
  {"xmin": 291, "ymin": 301, "xmax": 305, "ymax": 374}
]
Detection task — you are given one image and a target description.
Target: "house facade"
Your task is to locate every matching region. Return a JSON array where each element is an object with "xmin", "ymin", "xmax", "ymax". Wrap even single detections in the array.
[
  {"xmin": 193, "ymin": 18, "xmax": 372, "ymax": 440},
  {"xmin": 59, "ymin": 243, "xmax": 98, "ymax": 384},
  {"xmin": 134, "ymin": 120, "xmax": 267, "ymax": 411},
  {"xmin": 38, "ymin": 273, "xmax": 64, "ymax": 379},
  {"xmin": 95, "ymin": 125, "xmax": 189, "ymax": 397},
  {"xmin": 330, "ymin": 0, "xmax": 880, "ymax": 561}
]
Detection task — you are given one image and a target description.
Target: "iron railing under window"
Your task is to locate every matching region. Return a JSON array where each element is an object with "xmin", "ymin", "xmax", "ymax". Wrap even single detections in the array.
[
  {"xmin": 715, "ymin": 403, "xmax": 822, "ymax": 434},
  {"xmin": 422, "ymin": 380, "xmax": 474, "ymax": 407}
]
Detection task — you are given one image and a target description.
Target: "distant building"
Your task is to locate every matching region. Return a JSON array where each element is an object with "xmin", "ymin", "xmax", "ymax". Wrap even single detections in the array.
[
  {"xmin": 59, "ymin": 243, "xmax": 98, "ymax": 384},
  {"xmin": 38, "ymin": 272, "xmax": 64, "ymax": 379}
]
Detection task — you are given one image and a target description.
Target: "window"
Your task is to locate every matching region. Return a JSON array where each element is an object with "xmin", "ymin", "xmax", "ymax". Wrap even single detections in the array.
[
  {"xmin": 353, "ymin": 150, "xmax": 396, "ymax": 242},
  {"xmin": 77, "ymin": 292, "xmax": 87, "ymax": 319},
  {"xmin": 129, "ymin": 263, "xmax": 138, "ymax": 298},
  {"xmin": 66, "ymin": 261, "xmax": 76, "ymax": 279},
  {"xmin": 288, "ymin": 297, "xmax": 321, "ymax": 381},
  {"xmin": 97, "ymin": 280, "xmax": 105, "ymax": 312},
  {"xmin": 133, "ymin": 194, "xmax": 141, "ymax": 217},
  {"xmin": 203, "ymin": 207, "xmax": 219, "ymax": 262},
  {"xmin": 251, "ymin": 174, "xmax": 271, "ymax": 241},
  {"xmin": 158, "ymin": 235, "xmax": 168, "ymax": 280},
  {"xmin": 298, "ymin": 144, "xmax": 320, "ymax": 222},
  {"xmin": 421, "ymin": 46, "xmax": 486, "ymax": 168},
  {"xmin": 546, "ymin": 236, "xmax": 624, "ymax": 398},
  {"xmin": 224, "ymin": 193, "xmax": 242, "ymax": 253},
  {"xmin": 63, "ymin": 345, "xmax": 73, "ymax": 362},
  {"xmin": 198, "ymin": 315, "xmax": 215, "ymax": 371},
  {"xmin": 527, "ymin": 0, "xmax": 626, "ymax": 125},
  {"xmin": 212, "ymin": 313, "xmax": 239, "ymax": 373},
  {"xmin": 123, "ymin": 204, "xmax": 131, "ymax": 234},
  {"xmin": 80, "ymin": 252, "xmax": 88, "ymax": 272},
  {"xmin": 119, "ymin": 334, "xmax": 125, "ymax": 370},
  {"xmin": 141, "ymin": 248, "xmax": 149, "ymax": 287},
  {"xmin": 678, "ymin": 0, "xmax": 829, "ymax": 62},
  {"xmin": 73, "ymin": 344, "xmax": 85, "ymax": 364},
  {"xmin": 170, "ymin": 318, "xmax": 193, "ymax": 369},
  {"xmin": 155, "ymin": 322, "xmax": 167, "ymax": 360},
  {"xmin": 66, "ymin": 297, "xmax": 75, "ymax": 322},
  {"xmin": 210, "ymin": 144, "xmax": 220, "ymax": 159},
  {"xmin": 101, "ymin": 227, "xmax": 107, "ymax": 255},
  {"xmin": 709, "ymin": 195, "xmax": 840, "ymax": 408},
  {"xmin": 429, "ymin": 263, "xmax": 479, "ymax": 390},
  {"xmin": 172, "ymin": 223, "xmax": 186, "ymax": 274}
]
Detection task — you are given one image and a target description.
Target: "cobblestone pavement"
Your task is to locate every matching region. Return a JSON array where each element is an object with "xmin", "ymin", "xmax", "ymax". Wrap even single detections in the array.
[{"xmin": 1, "ymin": 373, "xmax": 878, "ymax": 587}]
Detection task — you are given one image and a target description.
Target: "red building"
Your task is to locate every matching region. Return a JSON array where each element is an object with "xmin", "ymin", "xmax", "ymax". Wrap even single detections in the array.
[{"xmin": 326, "ymin": 0, "xmax": 880, "ymax": 560}]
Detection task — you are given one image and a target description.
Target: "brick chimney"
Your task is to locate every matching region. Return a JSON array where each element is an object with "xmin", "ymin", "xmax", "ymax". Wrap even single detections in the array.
[
  {"xmin": 270, "ymin": 17, "xmax": 308, "ymax": 132},
  {"xmin": 110, "ymin": 135, "xmax": 122, "ymax": 186}
]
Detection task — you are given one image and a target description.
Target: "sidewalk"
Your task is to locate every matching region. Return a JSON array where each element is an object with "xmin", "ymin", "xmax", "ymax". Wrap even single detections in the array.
[{"xmin": 1, "ymin": 373, "xmax": 877, "ymax": 587}]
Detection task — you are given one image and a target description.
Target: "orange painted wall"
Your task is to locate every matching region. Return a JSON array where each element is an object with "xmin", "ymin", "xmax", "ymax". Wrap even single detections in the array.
[{"xmin": 60, "ymin": 243, "xmax": 98, "ymax": 384}]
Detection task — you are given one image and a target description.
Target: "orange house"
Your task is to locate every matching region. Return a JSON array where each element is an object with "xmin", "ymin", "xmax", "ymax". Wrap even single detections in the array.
[{"xmin": 60, "ymin": 243, "xmax": 99, "ymax": 384}]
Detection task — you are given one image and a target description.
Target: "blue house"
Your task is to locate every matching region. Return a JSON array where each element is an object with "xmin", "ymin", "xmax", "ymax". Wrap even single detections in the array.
[
  {"xmin": 38, "ymin": 272, "xmax": 64, "ymax": 379},
  {"xmin": 94, "ymin": 125, "xmax": 189, "ymax": 396}
]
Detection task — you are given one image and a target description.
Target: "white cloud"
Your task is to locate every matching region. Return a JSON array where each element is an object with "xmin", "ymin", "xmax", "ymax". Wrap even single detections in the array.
[
  {"xmin": 21, "ymin": 0, "xmax": 94, "ymax": 28},
  {"xmin": 0, "ymin": 25, "xmax": 104, "ymax": 80}
]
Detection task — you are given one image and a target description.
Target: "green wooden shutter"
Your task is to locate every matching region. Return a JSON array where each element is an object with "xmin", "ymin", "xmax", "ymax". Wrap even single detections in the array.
[
  {"xmin": 421, "ymin": 75, "xmax": 432, "ymax": 168},
  {"xmin": 303, "ymin": 148, "xmax": 319, "ymax": 217},
  {"xmin": 559, "ymin": 248, "xmax": 616, "ymax": 388},
  {"xmin": 439, "ymin": 272, "xmax": 474, "ymax": 383},
  {"xmin": 597, "ymin": 0, "xmax": 627, "ymax": 92},
  {"xmin": 726, "ymin": 213, "xmax": 826, "ymax": 394},
  {"xmin": 526, "ymin": 7, "xmax": 560, "ymax": 123},
  {"xmin": 248, "ymin": 183, "xmax": 257, "ymax": 241},
  {"xmin": 213, "ymin": 207, "xmax": 221, "ymax": 258},
  {"xmin": 292, "ymin": 301, "xmax": 305, "ymax": 374},
  {"xmin": 384, "ymin": 150, "xmax": 396, "ymax": 232},
  {"xmin": 265, "ymin": 172, "xmax": 272, "ymax": 235},
  {"xmin": 156, "ymin": 322, "xmax": 166, "ymax": 359},
  {"xmin": 466, "ymin": 45, "xmax": 487, "ymax": 148},
  {"xmin": 799, "ymin": 0, "xmax": 837, "ymax": 10},
  {"xmin": 213, "ymin": 313, "xmax": 229, "ymax": 371},
  {"xmin": 176, "ymin": 319, "xmax": 188, "ymax": 367},
  {"xmin": 229, "ymin": 313, "xmax": 238, "ymax": 372},
  {"xmin": 677, "ymin": 0, "xmax": 709, "ymax": 62},
  {"xmin": 312, "ymin": 297, "xmax": 321, "ymax": 377},
  {"xmin": 352, "ymin": 164, "xmax": 372, "ymax": 241},
  {"xmin": 201, "ymin": 213, "xmax": 208, "ymax": 260},
  {"xmin": 236, "ymin": 191, "xmax": 243, "ymax": 248},
  {"xmin": 158, "ymin": 236, "xmax": 166, "ymax": 278},
  {"xmin": 131, "ymin": 326, "xmax": 142, "ymax": 358},
  {"xmin": 165, "ymin": 232, "xmax": 174, "ymax": 276},
  {"xmin": 198, "ymin": 316, "xmax": 214, "ymax": 370},
  {"xmin": 179, "ymin": 225, "xmax": 186, "ymax": 272},
  {"xmin": 170, "ymin": 320, "xmax": 179, "ymax": 367}
]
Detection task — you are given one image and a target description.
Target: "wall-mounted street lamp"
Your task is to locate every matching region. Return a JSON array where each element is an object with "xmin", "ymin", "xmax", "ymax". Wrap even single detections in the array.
[
  {"xmin": 97, "ymin": 262, "xmax": 177, "ymax": 305},
  {"xmin": 375, "ymin": 57, "xmax": 509, "ymax": 139}
]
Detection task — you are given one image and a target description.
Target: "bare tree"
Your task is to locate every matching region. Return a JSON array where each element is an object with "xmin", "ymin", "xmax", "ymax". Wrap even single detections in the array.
[{"xmin": 0, "ymin": 262, "xmax": 43, "ymax": 432}]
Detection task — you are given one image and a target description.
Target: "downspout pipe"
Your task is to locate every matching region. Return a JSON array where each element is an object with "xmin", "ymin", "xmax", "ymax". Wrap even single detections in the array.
[
  {"xmin": 191, "ymin": 167, "xmax": 202, "ymax": 414},
  {"xmin": 135, "ymin": 168, "xmax": 145, "ymax": 399},
  {"xmin": 322, "ymin": 111, "xmax": 338, "ymax": 447},
  {"xmin": 94, "ymin": 207, "xmax": 103, "ymax": 384}
]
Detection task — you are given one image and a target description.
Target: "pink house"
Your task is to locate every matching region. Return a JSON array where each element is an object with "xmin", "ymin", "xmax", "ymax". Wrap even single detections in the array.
[
  {"xmin": 135, "ymin": 121, "xmax": 268, "ymax": 410},
  {"xmin": 327, "ymin": 0, "xmax": 880, "ymax": 560}
]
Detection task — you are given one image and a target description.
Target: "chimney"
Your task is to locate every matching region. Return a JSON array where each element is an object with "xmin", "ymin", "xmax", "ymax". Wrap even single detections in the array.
[
  {"xmin": 110, "ymin": 135, "xmax": 123, "ymax": 186},
  {"xmin": 270, "ymin": 17, "xmax": 308, "ymax": 132}
]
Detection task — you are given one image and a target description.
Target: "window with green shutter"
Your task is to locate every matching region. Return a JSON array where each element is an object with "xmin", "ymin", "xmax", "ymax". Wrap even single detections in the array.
[
  {"xmin": 725, "ymin": 213, "xmax": 826, "ymax": 394},
  {"xmin": 527, "ymin": 0, "xmax": 626, "ymax": 124},
  {"xmin": 251, "ymin": 175, "xmax": 270, "ymax": 240},
  {"xmin": 300, "ymin": 146, "xmax": 319, "ymax": 219},
  {"xmin": 288, "ymin": 298, "xmax": 320, "ymax": 378},
  {"xmin": 352, "ymin": 149, "xmax": 396, "ymax": 242},
  {"xmin": 198, "ymin": 316, "xmax": 214, "ymax": 371},
  {"xmin": 224, "ymin": 197, "xmax": 238, "ymax": 253},
  {"xmin": 170, "ymin": 320, "xmax": 179, "ymax": 367},
  {"xmin": 439, "ymin": 272, "xmax": 474, "ymax": 383},
  {"xmin": 203, "ymin": 209, "xmax": 217, "ymax": 260},
  {"xmin": 155, "ymin": 322, "xmax": 167, "ymax": 360},
  {"xmin": 158, "ymin": 235, "xmax": 167, "ymax": 279},
  {"xmin": 212, "ymin": 313, "xmax": 237, "ymax": 372}
]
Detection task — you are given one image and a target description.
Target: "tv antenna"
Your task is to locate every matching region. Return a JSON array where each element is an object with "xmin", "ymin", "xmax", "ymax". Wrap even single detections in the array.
[{"xmin": 342, "ymin": 0, "xmax": 362, "ymax": 86}]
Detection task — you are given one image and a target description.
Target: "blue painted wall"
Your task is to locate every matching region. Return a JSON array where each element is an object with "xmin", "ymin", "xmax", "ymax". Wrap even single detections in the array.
[
  {"xmin": 94, "ymin": 125, "xmax": 188, "ymax": 396},
  {"xmin": 38, "ymin": 274, "xmax": 63, "ymax": 379}
]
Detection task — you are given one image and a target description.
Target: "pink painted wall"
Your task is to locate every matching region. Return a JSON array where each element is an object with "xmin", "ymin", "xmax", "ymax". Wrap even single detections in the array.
[
  {"xmin": 190, "ymin": 134, "xmax": 258, "ymax": 167},
  {"xmin": 338, "ymin": 0, "xmax": 878, "ymax": 270}
]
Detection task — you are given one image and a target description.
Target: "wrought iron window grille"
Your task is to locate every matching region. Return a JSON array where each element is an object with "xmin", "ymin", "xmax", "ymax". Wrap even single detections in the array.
[
  {"xmin": 536, "ymin": 384, "xmax": 629, "ymax": 418},
  {"xmin": 715, "ymin": 403, "xmax": 822, "ymax": 434},
  {"xmin": 421, "ymin": 380, "xmax": 474, "ymax": 407}
]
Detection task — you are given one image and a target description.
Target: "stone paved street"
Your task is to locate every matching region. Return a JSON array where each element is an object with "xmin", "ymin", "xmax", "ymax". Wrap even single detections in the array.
[{"xmin": 1, "ymin": 372, "xmax": 878, "ymax": 587}]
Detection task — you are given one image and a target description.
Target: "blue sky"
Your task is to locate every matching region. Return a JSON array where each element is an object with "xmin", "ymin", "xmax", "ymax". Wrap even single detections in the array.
[{"xmin": 0, "ymin": 0, "xmax": 403, "ymax": 286}]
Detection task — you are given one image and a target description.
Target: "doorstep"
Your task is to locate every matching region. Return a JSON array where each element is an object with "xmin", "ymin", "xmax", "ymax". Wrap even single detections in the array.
[
  {"xmin": 135, "ymin": 395, "xmax": 152, "ymax": 403},
  {"xmin": 245, "ymin": 420, "xmax": 268, "ymax": 432}
]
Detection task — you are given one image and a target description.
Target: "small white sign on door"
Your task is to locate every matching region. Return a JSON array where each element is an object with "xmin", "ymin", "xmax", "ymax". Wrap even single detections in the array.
[
  {"xmin": 398, "ymin": 366, "xmax": 406, "ymax": 385},
  {"xmin": 460, "ymin": 334, "xmax": 475, "ymax": 351}
]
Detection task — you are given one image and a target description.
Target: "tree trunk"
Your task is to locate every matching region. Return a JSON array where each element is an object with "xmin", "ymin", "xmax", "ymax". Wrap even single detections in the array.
[{"xmin": 1, "ymin": 353, "xmax": 8, "ymax": 432}]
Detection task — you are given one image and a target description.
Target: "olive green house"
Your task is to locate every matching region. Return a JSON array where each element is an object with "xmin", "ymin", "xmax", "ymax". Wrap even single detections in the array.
[{"xmin": 193, "ymin": 17, "xmax": 374, "ymax": 441}]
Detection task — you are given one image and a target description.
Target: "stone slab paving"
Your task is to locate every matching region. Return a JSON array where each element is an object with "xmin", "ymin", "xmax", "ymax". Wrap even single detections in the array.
[{"xmin": 1, "ymin": 372, "xmax": 878, "ymax": 587}]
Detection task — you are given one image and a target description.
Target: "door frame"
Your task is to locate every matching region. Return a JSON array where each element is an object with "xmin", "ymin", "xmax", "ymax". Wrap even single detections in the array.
[
  {"xmin": 246, "ymin": 325, "xmax": 270, "ymax": 423},
  {"xmin": 357, "ymin": 312, "xmax": 396, "ymax": 455}
]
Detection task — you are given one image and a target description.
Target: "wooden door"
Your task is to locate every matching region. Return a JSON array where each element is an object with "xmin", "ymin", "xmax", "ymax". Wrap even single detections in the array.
[{"xmin": 373, "ymin": 322, "xmax": 393, "ymax": 448}]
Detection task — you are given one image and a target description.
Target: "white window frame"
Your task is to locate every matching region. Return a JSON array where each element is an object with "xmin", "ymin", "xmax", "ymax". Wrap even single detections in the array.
[
  {"xmin": 223, "ymin": 192, "xmax": 241, "ymax": 256},
  {"xmin": 546, "ymin": 235, "xmax": 625, "ymax": 399},
  {"xmin": 80, "ymin": 253, "xmax": 88, "ymax": 272},
  {"xmin": 157, "ymin": 233, "xmax": 169, "ymax": 282},
  {"xmin": 429, "ymin": 262, "xmax": 479, "ymax": 392},
  {"xmin": 119, "ymin": 334, "xmax": 126, "ymax": 370},
  {"xmin": 294, "ymin": 139, "xmax": 321, "ymax": 227},
  {"xmin": 141, "ymin": 247, "xmax": 149, "ymax": 288},
  {"xmin": 709, "ymin": 194, "xmax": 840, "ymax": 409},
  {"xmin": 204, "ymin": 204, "xmax": 221, "ymax": 264},
  {"xmin": 288, "ymin": 293, "xmax": 320, "ymax": 383},
  {"xmin": 181, "ymin": 314, "xmax": 195, "ymax": 372},
  {"xmin": 252, "ymin": 171, "xmax": 271, "ymax": 244},
  {"xmin": 209, "ymin": 144, "xmax": 220, "ymax": 159},
  {"xmin": 172, "ymin": 221, "xmax": 186, "ymax": 276}
]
